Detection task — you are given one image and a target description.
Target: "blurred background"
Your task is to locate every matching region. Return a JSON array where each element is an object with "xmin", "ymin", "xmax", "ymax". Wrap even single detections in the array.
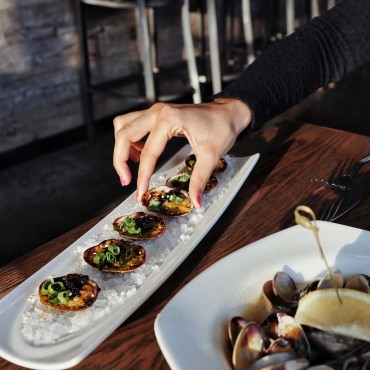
[{"xmin": 1, "ymin": 0, "xmax": 369, "ymax": 265}]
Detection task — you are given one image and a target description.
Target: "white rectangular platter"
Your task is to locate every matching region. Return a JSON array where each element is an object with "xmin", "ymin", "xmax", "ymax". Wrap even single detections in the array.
[
  {"xmin": 154, "ymin": 221, "xmax": 370, "ymax": 370},
  {"xmin": 0, "ymin": 145, "xmax": 259, "ymax": 369}
]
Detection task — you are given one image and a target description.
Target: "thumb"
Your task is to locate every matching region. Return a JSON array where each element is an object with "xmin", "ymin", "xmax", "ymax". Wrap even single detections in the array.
[{"xmin": 188, "ymin": 153, "xmax": 218, "ymax": 208}]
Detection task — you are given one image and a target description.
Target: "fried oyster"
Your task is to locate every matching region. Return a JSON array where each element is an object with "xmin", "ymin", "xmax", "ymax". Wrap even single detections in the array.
[
  {"xmin": 113, "ymin": 212, "xmax": 166, "ymax": 240},
  {"xmin": 83, "ymin": 238, "xmax": 146, "ymax": 273},
  {"xmin": 38, "ymin": 273, "xmax": 99, "ymax": 312}
]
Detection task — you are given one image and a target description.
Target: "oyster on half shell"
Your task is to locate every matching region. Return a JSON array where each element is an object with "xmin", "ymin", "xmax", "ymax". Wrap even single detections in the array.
[
  {"xmin": 166, "ymin": 171, "xmax": 217, "ymax": 193},
  {"xmin": 141, "ymin": 185, "xmax": 193, "ymax": 217},
  {"xmin": 185, "ymin": 154, "xmax": 227, "ymax": 174},
  {"xmin": 38, "ymin": 273, "xmax": 100, "ymax": 312},
  {"xmin": 113, "ymin": 212, "xmax": 166, "ymax": 240},
  {"xmin": 83, "ymin": 238, "xmax": 146, "ymax": 273}
]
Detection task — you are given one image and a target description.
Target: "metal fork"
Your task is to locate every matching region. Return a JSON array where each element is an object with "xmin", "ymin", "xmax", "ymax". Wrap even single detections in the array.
[
  {"xmin": 315, "ymin": 154, "xmax": 370, "ymax": 191},
  {"xmin": 319, "ymin": 196, "xmax": 345, "ymax": 222}
]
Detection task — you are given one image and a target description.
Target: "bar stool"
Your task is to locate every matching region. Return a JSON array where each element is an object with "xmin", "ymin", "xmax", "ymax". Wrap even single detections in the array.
[
  {"xmin": 76, "ymin": 0, "xmax": 201, "ymax": 140},
  {"xmin": 199, "ymin": 0, "xmax": 255, "ymax": 95},
  {"xmin": 286, "ymin": 0, "xmax": 337, "ymax": 36}
]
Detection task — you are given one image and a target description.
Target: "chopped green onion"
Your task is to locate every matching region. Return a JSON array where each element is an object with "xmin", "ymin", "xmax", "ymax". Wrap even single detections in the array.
[
  {"xmin": 169, "ymin": 194, "xmax": 183, "ymax": 204},
  {"xmin": 178, "ymin": 172, "xmax": 191, "ymax": 182},
  {"xmin": 106, "ymin": 251, "xmax": 116, "ymax": 264},
  {"xmin": 108, "ymin": 244, "xmax": 120, "ymax": 255},
  {"xmin": 188, "ymin": 159, "xmax": 195, "ymax": 166},
  {"xmin": 48, "ymin": 292, "xmax": 60, "ymax": 305},
  {"xmin": 57, "ymin": 290, "xmax": 71, "ymax": 304},
  {"xmin": 149, "ymin": 199, "xmax": 162, "ymax": 211},
  {"xmin": 122, "ymin": 217, "xmax": 141, "ymax": 234},
  {"xmin": 119, "ymin": 249, "xmax": 133, "ymax": 266},
  {"xmin": 124, "ymin": 217, "xmax": 136, "ymax": 228},
  {"xmin": 41, "ymin": 278, "xmax": 54, "ymax": 295},
  {"xmin": 48, "ymin": 281, "xmax": 65, "ymax": 294},
  {"xmin": 93, "ymin": 252, "xmax": 106, "ymax": 267}
]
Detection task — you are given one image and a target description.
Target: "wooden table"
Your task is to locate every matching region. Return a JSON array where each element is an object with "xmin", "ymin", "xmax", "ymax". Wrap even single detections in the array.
[{"xmin": 1, "ymin": 121, "xmax": 370, "ymax": 369}]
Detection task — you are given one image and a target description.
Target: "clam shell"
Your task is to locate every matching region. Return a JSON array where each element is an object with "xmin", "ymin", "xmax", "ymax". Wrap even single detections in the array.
[
  {"xmin": 166, "ymin": 171, "xmax": 217, "ymax": 193},
  {"xmin": 38, "ymin": 273, "xmax": 99, "ymax": 312},
  {"xmin": 185, "ymin": 154, "xmax": 227, "ymax": 174},
  {"xmin": 141, "ymin": 185, "xmax": 193, "ymax": 217},
  {"xmin": 83, "ymin": 239, "xmax": 146, "ymax": 273},
  {"xmin": 113, "ymin": 212, "xmax": 166, "ymax": 240}
]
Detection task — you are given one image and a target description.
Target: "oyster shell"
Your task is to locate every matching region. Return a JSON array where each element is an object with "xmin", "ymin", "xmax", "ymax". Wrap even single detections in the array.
[
  {"xmin": 38, "ymin": 273, "xmax": 99, "ymax": 312},
  {"xmin": 141, "ymin": 185, "xmax": 193, "ymax": 217},
  {"xmin": 166, "ymin": 171, "xmax": 217, "ymax": 193},
  {"xmin": 185, "ymin": 154, "xmax": 227, "ymax": 174},
  {"xmin": 113, "ymin": 212, "xmax": 166, "ymax": 240},
  {"xmin": 83, "ymin": 238, "xmax": 146, "ymax": 273}
]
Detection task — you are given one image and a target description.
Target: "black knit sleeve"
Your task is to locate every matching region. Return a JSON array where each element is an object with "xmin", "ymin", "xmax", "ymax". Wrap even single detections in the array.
[{"xmin": 214, "ymin": 0, "xmax": 370, "ymax": 132}]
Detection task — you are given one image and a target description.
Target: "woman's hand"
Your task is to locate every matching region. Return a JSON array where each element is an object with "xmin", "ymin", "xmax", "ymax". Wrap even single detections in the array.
[{"xmin": 113, "ymin": 98, "xmax": 252, "ymax": 208}]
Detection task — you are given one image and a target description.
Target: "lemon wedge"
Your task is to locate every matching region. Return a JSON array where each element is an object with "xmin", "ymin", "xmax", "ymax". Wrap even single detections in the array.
[{"xmin": 294, "ymin": 288, "xmax": 370, "ymax": 342}]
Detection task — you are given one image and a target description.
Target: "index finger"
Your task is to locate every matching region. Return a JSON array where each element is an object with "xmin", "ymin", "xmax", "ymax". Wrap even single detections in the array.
[{"xmin": 113, "ymin": 112, "xmax": 153, "ymax": 186}]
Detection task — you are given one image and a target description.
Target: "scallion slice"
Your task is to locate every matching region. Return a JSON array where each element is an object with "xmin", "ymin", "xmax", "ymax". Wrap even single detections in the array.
[
  {"xmin": 106, "ymin": 251, "xmax": 116, "ymax": 264},
  {"xmin": 57, "ymin": 290, "xmax": 71, "ymax": 304},
  {"xmin": 41, "ymin": 278, "xmax": 54, "ymax": 295},
  {"xmin": 48, "ymin": 281, "xmax": 65, "ymax": 294},
  {"xmin": 48, "ymin": 292, "xmax": 60, "ymax": 305},
  {"xmin": 93, "ymin": 252, "xmax": 106, "ymax": 267},
  {"xmin": 108, "ymin": 244, "xmax": 120, "ymax": 255}
]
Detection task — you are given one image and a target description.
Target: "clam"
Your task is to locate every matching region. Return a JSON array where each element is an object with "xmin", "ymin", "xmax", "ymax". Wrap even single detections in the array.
[
  {"xmin": 232, "ymin": 322, "xmax": 266, "ymax": 370},
  {"xmin": 83, "ymin": 239, "xmax": 146, "ymax": 273},
  {"xmin": 262, "ymin": 313, "xmax": 310, "ymax": 358},
  {"xmin": 262, "ymin": 279, "xmax": 297, "ymax": 314},
  {"xmin": 344, "ymin": 275, "xmax": 370, "ymax": 293},
  {"xmin": 275, "ymin": 313, "xmax": 311, "ymax": 358},
  {"xmin": 166, "ymin": 171, "xmax": 218, "ymax": 193},
  {"xmin": 272, "ymin": 271, "xmax": 299, "ymax": 304},
  {"xmin": 141, "ymin": 185, "xmax": 193, "ymax": 217},
  {"xmin": 316, "ymin": 268, "xmax": 344, "ymax": 290},
  {"xmin": 38, "ymin": 273, "xmax": 100, "ymax": 312},
  {"xmin": 113, "ymin": 212, "xmax": 166, "ymax": 240},
  {"xmin": 185, "ymin": 154, "xmax": 227, "ymax": 174},
  {"xmin": 229, "ymin": 316, "xmax": 250, "ymax": 346}
]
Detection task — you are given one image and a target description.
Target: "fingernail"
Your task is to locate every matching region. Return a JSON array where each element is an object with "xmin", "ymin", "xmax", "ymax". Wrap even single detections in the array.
[
  {"xmin": 197, "ymin": 195, "xmax": 202, "ymax": 208},
  {"xmin": 119, "ymin": 176, "xmax": 126, "ymax": 186},
  {"xmin": 136, "ymin": 191, "xmax": 140, "ymax": 202}
]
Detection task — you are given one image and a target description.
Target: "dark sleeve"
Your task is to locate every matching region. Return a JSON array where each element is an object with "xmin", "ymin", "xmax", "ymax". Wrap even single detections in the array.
[{"xmin": 214, "ymin": 0, "xmax": 370, "ymax": 132}]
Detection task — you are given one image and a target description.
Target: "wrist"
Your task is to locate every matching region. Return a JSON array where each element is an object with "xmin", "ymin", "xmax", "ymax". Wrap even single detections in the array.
[{"xmin": 213, "ymin": 98, "xmax": 252, "ymax": 134}]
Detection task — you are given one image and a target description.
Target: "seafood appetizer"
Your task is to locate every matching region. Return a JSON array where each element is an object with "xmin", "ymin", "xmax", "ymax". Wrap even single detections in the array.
[
  {"xmin": 113, "ymin": 212, "xmax": 166, "ymax": 240},
  {"xmin": 185, "ymin": 154, "xmax": 227, "ymax": 174},
  {"xmin": 166, "ymin": 171, "xmax": 217, "ymax": 193},
  {"xmin": 228, "ymin": 270, "xmax": 370, "ymax": 370},
  {"xmin": 141, "ymin": 185, "xmax": 193, "ymax": 216},
  {"xmin": 38, "ymin": 273, "xmax": 99, "ymax": 312},
  {"xmin": 83, "ymin": 239, "xmax": 146, "ymax": 273}
]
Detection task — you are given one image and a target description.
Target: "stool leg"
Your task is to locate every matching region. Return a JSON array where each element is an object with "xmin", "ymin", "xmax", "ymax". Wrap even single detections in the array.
[
  {"xmin": 327, "ymin": 0, "xmax": 335, "ymax": 9},
  {"xmin": 241, "ymin": 0, "xmax": 255, "ymax": 66},
  {"xmin": 286, "ymin": 0, "xmax": 295, "ymax": 35},
  {"xmin": 182, "ymin": 0, "xmax": 202, "ymax": 103},
  {"xmin": 147, "ymin": 8, "xmax": 159, "ymax": 74},
  {"xmin": 135, "ymin": 0, "xmax": 156, "ymax": 105},
  {"xmin": 76, "ymin": 0, "xmax": 95, "ymax": 142},
  {"xmin": 207, "ymin": 0, "xmax": 222, "ymax": 94},
  {"xmin": 311, "ymin": 0, "xmax": 319, "ymax": 18}
]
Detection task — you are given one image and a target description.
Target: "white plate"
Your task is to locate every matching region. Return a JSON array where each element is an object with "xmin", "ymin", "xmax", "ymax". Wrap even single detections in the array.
[
  {"xmin": 0, "ymin": 145, "xmax": 259, "ymax": 370},
  {"xmin": 154, "ymin": 221, "xmax": 370, "ymax": 370}
]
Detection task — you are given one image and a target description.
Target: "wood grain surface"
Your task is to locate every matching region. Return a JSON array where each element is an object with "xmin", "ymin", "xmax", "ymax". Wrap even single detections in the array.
[{"xmin": 1, "ymin": 121, "xmax": 370, "ymax": 369}]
